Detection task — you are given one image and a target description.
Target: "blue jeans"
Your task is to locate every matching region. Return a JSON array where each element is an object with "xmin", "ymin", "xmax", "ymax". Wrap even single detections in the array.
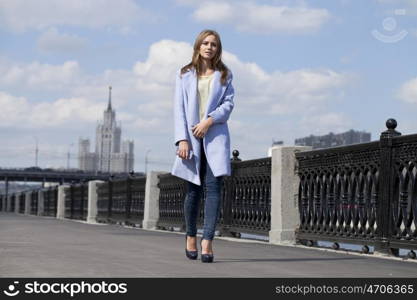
[{"xmin": 184, "ymin": 142, "xmax": 223, "ymax": 240}]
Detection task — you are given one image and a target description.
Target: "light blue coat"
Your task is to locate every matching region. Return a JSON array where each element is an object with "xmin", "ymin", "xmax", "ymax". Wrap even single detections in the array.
[{"xmin": 171, "ymin": 68, "xmax": 235, "ymax": 185}]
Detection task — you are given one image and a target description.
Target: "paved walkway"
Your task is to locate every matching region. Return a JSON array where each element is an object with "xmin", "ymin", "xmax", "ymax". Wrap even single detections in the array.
[{"xmin": 0, "ymin": 212, "xmax": 416, "ymax": 277}]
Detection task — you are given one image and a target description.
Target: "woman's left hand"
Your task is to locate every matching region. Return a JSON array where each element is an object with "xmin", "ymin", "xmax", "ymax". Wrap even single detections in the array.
[{"xmin": 192, "ymin": 117, "xmax": 213, "ymax": 139}]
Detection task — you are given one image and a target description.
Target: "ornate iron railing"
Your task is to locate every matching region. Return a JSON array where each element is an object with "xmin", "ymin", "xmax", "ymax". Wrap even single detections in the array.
[
  {"xmin": 30, "ymin": 190, "xmax": 38, "ymax": 215},
  {"xmin": 110, "ymin": 179, "xmax": 129, "ymax": 223},
  {"xmin": 64, "ymin": 182, "xmax": 88, "ymax": 220},
  {"xmin": 221, "ymin": 157, "xmax": 271, "ymax": 236},
  {"xmin": 97, "ymin": 181, "xmax": 111, "ymax": 222},
  {"xmin": 127, "ymin": 177, "xmax": 146, "ymax": 226},
  {"xmin": 157, "ymin": 153, "xmax": 271, "ymax": 237},
  {"xmin": 64, "ymin": 186, "xmax": 72, "ymax": 219},
  {"xmin": 96, "ymin": 176, "xmax": 147, "ymax": 225},
  {"xmin": 295, "ymin": 141, "xmax": 381, "ymax": 246},
  {"xmin": 19, "ymin": 193, "xmax": 25, "ymax": 213},
  {"xmin": 389, "ymin": 133, "xmax": 417, "ymax": 251},
  {"xmin": 44, "ymin": 187, "xmax": 58, "ymax": 217},
  {"xmin": 295, "ymin": 119, "xmax": 416, "ymax": 255},
  {"xmin": 10, "ymin": 194, "xmax": 15, "ymax": 212},
  {"xmin": 157, "ymin": 174, "xmax": 186, "ymax": 230}
]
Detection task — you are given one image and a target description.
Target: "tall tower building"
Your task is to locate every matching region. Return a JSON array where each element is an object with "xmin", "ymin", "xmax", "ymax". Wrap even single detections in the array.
[{"xmin": 78, "ymin": 86, "xmax": 135, "ymax": 173}]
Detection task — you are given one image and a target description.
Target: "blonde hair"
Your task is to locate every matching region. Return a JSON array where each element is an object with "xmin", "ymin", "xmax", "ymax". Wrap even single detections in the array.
[{"xmin": 181, "ymin": 29, "xmax": 229, "ymax": 85}]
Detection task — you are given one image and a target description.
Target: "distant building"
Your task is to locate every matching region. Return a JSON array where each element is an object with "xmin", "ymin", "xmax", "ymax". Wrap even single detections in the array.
[
  {"xmin": 267, "ymin": 140, "xmax": 284, "ymax": 157},
  {"xmin": 78, "ymin": 138, "xmax": 97, "ymax": 172},
  {"xmin": 78, "ymin": 87, "xmax": 134, "ymax": 173},
  {"xmin": 294, "ymin": 129, "xmax": 371, "ymax": 149}
]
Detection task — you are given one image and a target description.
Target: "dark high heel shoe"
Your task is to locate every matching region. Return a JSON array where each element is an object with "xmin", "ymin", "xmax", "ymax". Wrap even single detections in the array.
[
  {"xmin": 200, "ymin": 239, "xmax": 214, "ymax": 263},
  {"xmin": 185, "ymin": 235, "xmax": 198, "ymax": 260}
]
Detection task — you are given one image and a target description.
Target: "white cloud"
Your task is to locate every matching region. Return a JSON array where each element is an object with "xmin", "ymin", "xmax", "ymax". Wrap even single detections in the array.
[
  {"xmin": 0, "ymin": 92, "xmax": 104, "ymax": 128},
  {"xmin": 0, "ymin": 92, "xmax": 28, "ymax": 127},
  {"xmin": 398, "ymin": 77, "xmax": 417, "ymax": 103},
  {"xmin": 37, "ymin": 28, "xmax": 88, "ymax": 53},
  {"xmin": 222, "ymin": 52, "xmax": 350, "ymax": 115},
  {"xmin": 129, "ymin": 40, "xmax": 351, "ymax": 153},
  {"xmin": 376, "ymin": 0, "xmax": 417, "ymax": 15},
  {"xmin": 193, "ymin": 2, "xmax": 234, "ymax": 23},
  {"xmin": 406, "ymin": 0, "xmax": 417, "ymax": 6},
  {"xmin": 190, "ymin": 1, "xmax": 331, "ymax": 34},
  {"xmin": 0, "ymin": 39, "xmax": 350, "ymax": 132},
  {"xmin": 0, "ymin": 0, "xmax": 152, "ymax": 33},
  {"xmin": 376, "ymin": 0, "xmax": 398, "ymax": 3},
  {"xmin": 131, "ymin": 39, "xmax": 350, "ymax": 128},
  {"xmin": 133, "ymin": 40, "xmax": 192, "ymax": 86},
  {"xmin": 175, "ymin": 0, "xmax": 203, "ymax": 6},
  {"xmin": 132, "ymin": 117, "xmax": 165, "ymax": 130},
  {"xmin": 31, "ymin": 97, "xmax": 105, "ymax": 126},
  {"xmin": 299, "ymin": 113, "xmax": 354, "ymax": 135},
  {"xmin": 0, "ymin": 39, "xmax": 352, "ymax": 166},
  {"xmin": 0, "ymin": 59, "xmax": 81, "ymax": 90}
]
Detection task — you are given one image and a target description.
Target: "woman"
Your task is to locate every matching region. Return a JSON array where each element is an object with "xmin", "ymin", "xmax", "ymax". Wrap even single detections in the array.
[{"xmin": 171, "ymin": 29, "xmax": 234, "ymax": 263}]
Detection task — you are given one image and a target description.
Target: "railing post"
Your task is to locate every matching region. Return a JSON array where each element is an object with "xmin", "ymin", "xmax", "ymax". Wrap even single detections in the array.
[
  {"xmin": 4, "ymin": 178, "xmax": 9, "ymax": 211},
  {"xmin": 1, "ymin": 195, "xmax": 6, "ymax": 212},
  {"xmin": 44, "ymin": 188, "xmax": 50, "ymax": 216},
  {"xmin": 143, "ymin": 171, "xmax": 166, "ymax": 229},
  {"xmin": 37, "ymin": 189, "xmax": 44, "ymax": 216},
  {"xmin": 57, "ymin": 185, "xmax": 69, "ymax": 219},
  {"xmin": 14, "ymin": 193, "xmax": 20, "ymax": 214},
  {"xmin": 24, "ymin": 191, "xmax": 31, "ymax": 215},
  {"xmin": 7, "ymin": 195, "xmax": 12, "ymax": 212},
  {"xmin": 269, "ymin": 145, "xmax": 312, "ymax": 245},
  {"xmin": 87, "ymin": 180, "xmax": 103, "ymax": 224},
  {"xmin": 375, "ymin": 118, "xmax": 401, "ymax": 256}
]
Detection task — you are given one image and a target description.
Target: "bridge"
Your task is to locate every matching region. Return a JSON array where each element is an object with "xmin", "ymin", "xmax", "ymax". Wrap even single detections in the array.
[
  {"xmin": 0, "ymin": 168, "xmax": 143, "ymax": 183},
  {"xmin": 0, "ymin": 168, "xmax": 144, "ymax": 202}
]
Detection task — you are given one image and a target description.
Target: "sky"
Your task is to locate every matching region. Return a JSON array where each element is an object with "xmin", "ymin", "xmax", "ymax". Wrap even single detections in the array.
[{"xmin": 0, "ymin": 0, "xmax": 416, "ymax": 173}]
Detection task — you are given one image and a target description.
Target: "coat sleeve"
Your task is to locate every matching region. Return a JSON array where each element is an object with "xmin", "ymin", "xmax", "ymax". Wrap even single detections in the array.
[
  {"xmin": 207, "ymin": 72, "xmax": 234, "ymax": 124},
  {"xmin": 174, "ymin": 70, "xmax": 188, "ymax": 146}
]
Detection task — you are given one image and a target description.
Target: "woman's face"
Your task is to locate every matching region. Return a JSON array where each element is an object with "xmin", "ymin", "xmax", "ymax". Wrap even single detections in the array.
[{"xmin": 199, "ymin": 34, "xmax": 218, "ymax": 61}]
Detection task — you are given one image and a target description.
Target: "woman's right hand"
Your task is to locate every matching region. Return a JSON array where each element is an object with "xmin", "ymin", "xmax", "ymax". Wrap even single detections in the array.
[{"xmin": 177, "ymin": 140, "xmax": 190, "ymax": 159}]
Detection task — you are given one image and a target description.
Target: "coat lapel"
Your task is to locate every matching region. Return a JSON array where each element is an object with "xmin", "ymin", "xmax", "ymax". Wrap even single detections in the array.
[
  {"xmin": 186, "ymin": 69, "xmax": 199, "ymax": 126},
  {"xmin": 186, "ymin": 69, "xmax": 226, "ymax": 121}
]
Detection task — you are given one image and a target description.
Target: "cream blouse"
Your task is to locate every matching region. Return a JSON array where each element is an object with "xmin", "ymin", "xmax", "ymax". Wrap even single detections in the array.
[{"xmin": 197, "ymin": 73, "xmax": 214, "ymax": 121}]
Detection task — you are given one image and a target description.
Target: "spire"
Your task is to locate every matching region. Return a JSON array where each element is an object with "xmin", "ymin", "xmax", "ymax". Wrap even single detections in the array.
[{"xmin": 107, "ymin": 86, "xmax": 112, "ymax": 111}]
